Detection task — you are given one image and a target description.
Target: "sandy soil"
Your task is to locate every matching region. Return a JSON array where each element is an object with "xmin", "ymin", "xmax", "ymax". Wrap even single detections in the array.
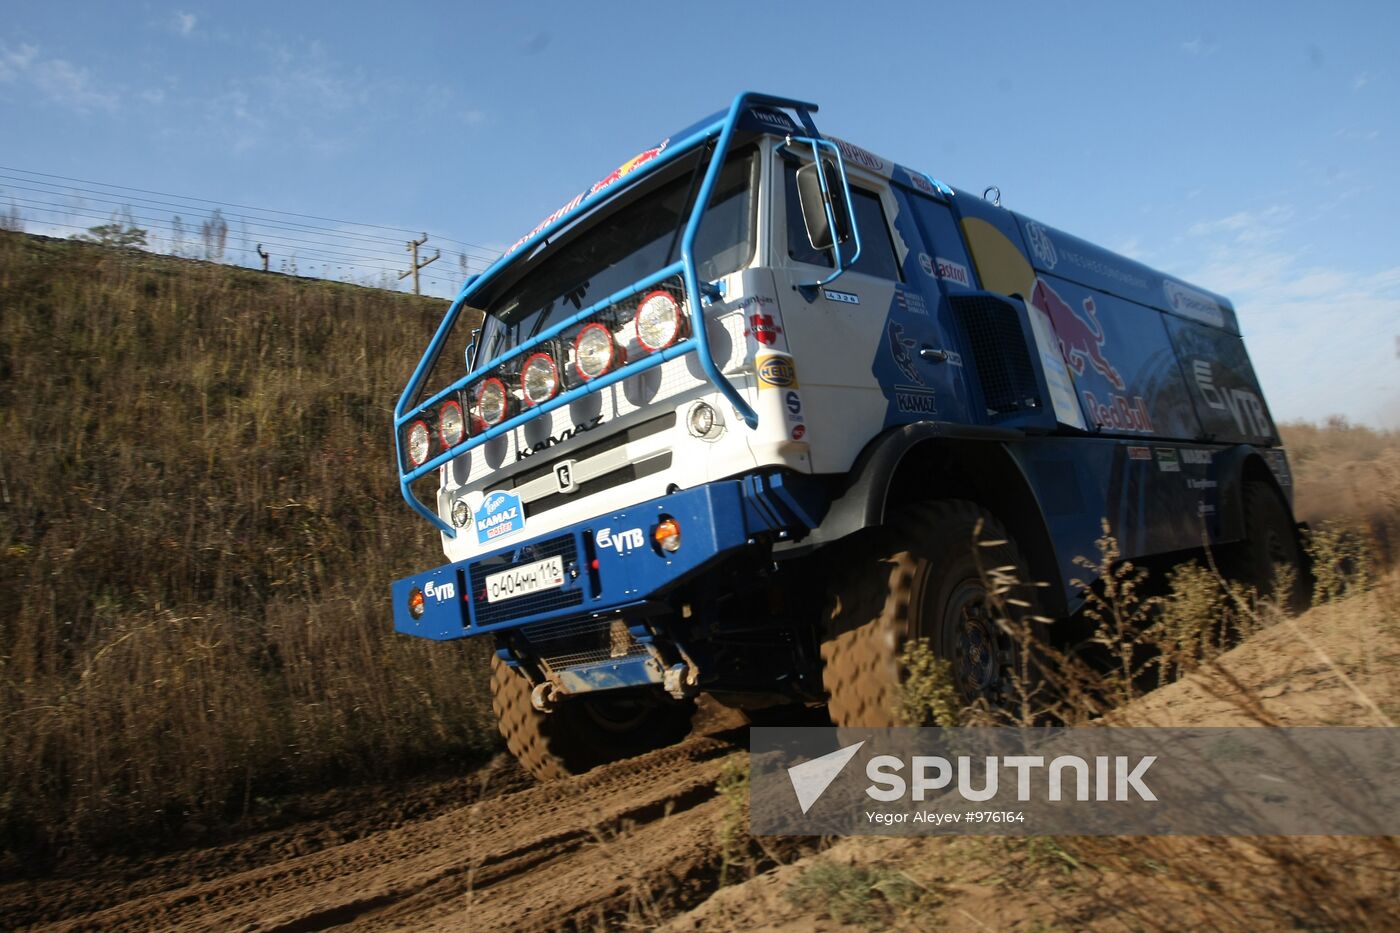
[{"xmin": 5, "ymin": 581, "xmax": 1396, "ymax": 932}]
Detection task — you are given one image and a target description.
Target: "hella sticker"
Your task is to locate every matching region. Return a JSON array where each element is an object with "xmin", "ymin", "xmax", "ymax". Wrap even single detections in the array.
[
  {"xmin": 756, "ymin": 354, "xmax": 798, "ymax": 389},
  {"xmin": 475, "ymin": 490, "xmax": 525, "ymax": 545}
]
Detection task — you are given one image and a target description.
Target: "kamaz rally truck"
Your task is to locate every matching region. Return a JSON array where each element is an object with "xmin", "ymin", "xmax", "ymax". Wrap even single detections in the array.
[{"xmin": 391, "ymin": 92, "xmax": 1299, "ymax": 780}]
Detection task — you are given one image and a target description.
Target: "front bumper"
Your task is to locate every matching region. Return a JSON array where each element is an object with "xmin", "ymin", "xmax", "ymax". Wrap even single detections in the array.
[{"xmin": 391, "ymin": 473, "xmax": 825, "ymax": 644}]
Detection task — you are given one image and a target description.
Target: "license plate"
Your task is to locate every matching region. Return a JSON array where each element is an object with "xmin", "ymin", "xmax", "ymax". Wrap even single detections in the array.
[{"xmin": 485, "ymin": 556, "xmax": 565, "ymax": 604}]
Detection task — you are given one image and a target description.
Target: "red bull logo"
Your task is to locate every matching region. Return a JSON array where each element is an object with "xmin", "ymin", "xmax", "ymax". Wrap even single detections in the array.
[
  {"xmin": 1082, "ymin": 391, "xmax": 1154, "ymax": 434},
  {"xmin": 1032, "ymin": 278, "xmax": 1125, "ymax": 390},
  {"xmin": 588, "ymin": 139, "xmax": 669, "ymax": 197},
  {"xmin": 505, "ymin": 139, "xmax": 670, "ymax": 256}
]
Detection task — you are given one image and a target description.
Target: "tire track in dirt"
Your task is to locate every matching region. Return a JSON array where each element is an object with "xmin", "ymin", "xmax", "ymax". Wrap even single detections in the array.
[{"xmin": 20, "ymin": 731, "xmax": 748, "ymax": 932}]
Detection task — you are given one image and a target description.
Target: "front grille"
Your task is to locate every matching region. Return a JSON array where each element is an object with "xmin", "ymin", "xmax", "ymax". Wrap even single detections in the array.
[
  {"xmin": 527, "ymin": 452, "xmax": 672, "ymax": 517},
  {"xmin": 520, "ymin": 617, "xmax": 650, "ymax": 673},
  {"xmin": 953, "ymin": 295, "xmax": 1041, "ymax": 416},
  {"xmin": 467, "ymin": 534, "xmax": 583, "ymax": 627},
  {"xmin": 509, "ymin": 411, "xmax": 677, "ymax": 488}
]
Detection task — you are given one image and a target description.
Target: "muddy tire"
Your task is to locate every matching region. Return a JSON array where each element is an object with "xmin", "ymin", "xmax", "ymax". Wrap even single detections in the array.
[
  {"xmin": 490, "ymin": 654, "xmax": 696, "ymax": 781},
  {"xmin": 1232, "ymin": 480, "xmax": 1307, "ymax": 611},
  {"xmin": 820, "ymin": 500, "xmax": 1037, "ymax": 727}
]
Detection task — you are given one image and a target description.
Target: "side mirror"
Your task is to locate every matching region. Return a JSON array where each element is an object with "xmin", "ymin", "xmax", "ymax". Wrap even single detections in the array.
[
  {"xmin": 465, "ymin": 327, "xmax": 481, "ymax": 370},
  {"xmin": 796, "ymin": 157, "xmax": 852, "ymax": 251}
]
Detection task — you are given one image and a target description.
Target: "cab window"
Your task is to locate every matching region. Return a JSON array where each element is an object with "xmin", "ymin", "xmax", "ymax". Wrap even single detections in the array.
[{"xmin": 783, "ymin": 160, "xmax": 901, "ymax": 281}]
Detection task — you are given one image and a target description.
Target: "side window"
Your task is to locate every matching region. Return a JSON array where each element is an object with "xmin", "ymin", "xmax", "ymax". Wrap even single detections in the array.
[{"xmin": 783, "ymin": 160, "xmax": 901, "ymax": 281}]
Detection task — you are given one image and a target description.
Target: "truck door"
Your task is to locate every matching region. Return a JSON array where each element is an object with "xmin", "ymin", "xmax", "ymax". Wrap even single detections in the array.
[{"xmin": 772, "ymin": 154, "xmax": 937, "ymax": 473}]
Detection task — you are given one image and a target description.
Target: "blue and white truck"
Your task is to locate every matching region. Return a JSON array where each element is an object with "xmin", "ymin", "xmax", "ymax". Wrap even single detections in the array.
[{"xmin": 390, "ymin": 92, "xmax": 1299, "ymax": 779}]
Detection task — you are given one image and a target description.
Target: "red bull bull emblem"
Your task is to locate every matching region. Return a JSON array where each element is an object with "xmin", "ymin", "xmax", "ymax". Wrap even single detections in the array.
[{"xmin": 1032, "ymin": 278, "xmax": 1125, "ymax": 390}]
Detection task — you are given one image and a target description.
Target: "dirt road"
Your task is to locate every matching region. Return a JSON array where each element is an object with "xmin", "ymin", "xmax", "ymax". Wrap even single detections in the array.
[{"xmin": 3, "ymin": 713, "xmax": 756, "ymax": 932}]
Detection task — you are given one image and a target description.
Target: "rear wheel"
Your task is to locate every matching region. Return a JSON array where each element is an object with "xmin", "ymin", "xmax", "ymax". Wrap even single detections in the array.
[
  {"xmin": 490, "ymin": 654, "xmax": 696, "ymax": 781},
  {"xmin": 820, "ymin": 500, "xmax": 1038, "ymax": 727},
  {"xmin": 1231, "ymin": 479, "xmax": 1307, "ymax": 611}
]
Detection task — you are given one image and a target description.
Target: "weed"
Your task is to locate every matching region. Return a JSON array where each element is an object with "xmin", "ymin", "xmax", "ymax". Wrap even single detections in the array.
[
  {"xmin": 785, "ymin": 860, "xmax": 930, "ymax": 929},
  {"xmin": 895, "ymin": 638, "xmax": 960, "ymax": 727},
  {"xmin": 716, "ymin": 758, "xmax": 750, "ymax": 886}
]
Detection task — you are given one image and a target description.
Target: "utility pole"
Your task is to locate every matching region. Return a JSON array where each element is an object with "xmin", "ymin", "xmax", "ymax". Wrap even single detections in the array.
[
  {"xmin": 399, "ymin": 233, "xmax": 439, "ymax": 295},
  {"xmin": 256, "ymin": 243, "xmax": 269, "ymax": 271}
]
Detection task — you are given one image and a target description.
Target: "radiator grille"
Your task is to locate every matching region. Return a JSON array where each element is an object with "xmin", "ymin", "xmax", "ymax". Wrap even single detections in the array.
[
  {"xmin": 952, "ymin": 295, "xmax": 1041, "ymax": 416},
  {"xmin": 467, "ymin": 534, "xmax": 583, "ymax": 627}
]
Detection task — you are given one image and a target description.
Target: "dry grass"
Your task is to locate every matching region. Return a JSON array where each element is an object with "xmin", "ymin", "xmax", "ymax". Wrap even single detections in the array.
[
  {"xmin": 1282, "ymin": 416, "xmax": 1400, "ymax": 565},
  {"xmin": 0, "ymin": 232, "xmax": 496, "ymax": 861},
  {"xmin": 768, "ymin": 442, "xmax": 1400, "ymax": 931}
]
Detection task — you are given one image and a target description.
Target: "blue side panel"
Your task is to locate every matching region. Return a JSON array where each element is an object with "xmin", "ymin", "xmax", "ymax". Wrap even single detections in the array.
[
  {"xmin": 1032, "ymin": 274, "xmax": 1201, "ymax": 440},
  {"xmin": 1017, "ymin": 436, "xmax": 1233, "ymax": 600},
  {"xmin": 1012, "ymin": 214, "xmax": 1240, "ymax": 334},
  {"xmin": 1163, "ymin": 317, "xmax": 1278, "ymax": 445}
]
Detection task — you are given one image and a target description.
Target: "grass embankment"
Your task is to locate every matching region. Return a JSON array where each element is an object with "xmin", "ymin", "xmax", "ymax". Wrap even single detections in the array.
[{"xmin": 0, "ymin": 232, "xmax": 495, "ymax": 863}]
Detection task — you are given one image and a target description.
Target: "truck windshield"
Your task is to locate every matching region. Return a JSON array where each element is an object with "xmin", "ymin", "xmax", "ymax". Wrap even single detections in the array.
[{"xmin": 413, "ymin": 144, "xmax": 758, "ymax": 407}]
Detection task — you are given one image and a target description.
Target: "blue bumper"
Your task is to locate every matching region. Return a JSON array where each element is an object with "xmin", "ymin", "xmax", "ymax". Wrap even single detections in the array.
[{"xmin": 391, "ymin": 474, "xmax": 824, "ymax": 642}]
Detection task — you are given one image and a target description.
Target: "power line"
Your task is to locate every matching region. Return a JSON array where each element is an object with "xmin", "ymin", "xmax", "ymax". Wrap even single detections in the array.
[
  {"xmin": 0, "ymin": 175, "xmax": 500, "ymax": 267},
  {"xmin": 6, "ymin": 197, "xmax": 466, "ymax": 282},
  {"xmin": 0, "ymin": 164, "xmax": 504, "ymax": 257},
  {"xmin": 13, "ymin": 210, "xmax": 464, "ymax": 291}
]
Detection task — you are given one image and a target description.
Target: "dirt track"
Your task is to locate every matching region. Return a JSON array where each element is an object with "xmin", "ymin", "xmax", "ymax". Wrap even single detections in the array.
[{"xmin": 2, "ymin": 712, "xmax": 755, "ymax": 932}]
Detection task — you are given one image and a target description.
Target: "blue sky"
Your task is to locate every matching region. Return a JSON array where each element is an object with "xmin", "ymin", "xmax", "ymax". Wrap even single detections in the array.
[{"xmin": 2, "ymin": 1, "xmax": 1397, "ymax": 427}]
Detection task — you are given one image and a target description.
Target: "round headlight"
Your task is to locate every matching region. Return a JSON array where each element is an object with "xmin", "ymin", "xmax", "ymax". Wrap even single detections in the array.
[
  {"xmin": 521, "ymin": 352, "xmax": 560, "ymax": 406},
  {"xmin": 406, "ymin": 420, "xmax": 431, "ymax": 467},
  {"xmin": 636, "ymin": 290, "xmax": 685, "ymax": 352},
  {"xmin": 574, "ymin": 323, "xmax": 619, "ymax": 380},
  {"xmin": 475, "ymin": 377, "xmax": 508, "ymax": 427},
  {"xmin": 687, "ymin": 401, "xmax": 720, "ymax": 438},
  {"xmin": 439, "ymin": 400, "xmax": 465, "ymax": 447}
]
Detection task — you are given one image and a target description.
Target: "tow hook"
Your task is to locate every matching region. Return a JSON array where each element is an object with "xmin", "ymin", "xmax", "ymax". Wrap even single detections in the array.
[
  {"xmin": 531, "ymin": 681, "xmax": 558, "ymax": 713},
  {"xmin": 663, "ymin": 662, "xmax": 698, "ymax": 700}
]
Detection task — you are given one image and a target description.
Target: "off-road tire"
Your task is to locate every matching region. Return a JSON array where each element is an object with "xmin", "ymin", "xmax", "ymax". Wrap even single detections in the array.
[
  {"xmin": 490, "ymin": 654, "xmax": 696, "ymax": 781},
  {"xmin": 1233, "ymin": 479, "xmax": 1307, "ymax": 611},
  {"xmin": 820, "ymin": 500, "xmax": 1039, "ymax": 727}
]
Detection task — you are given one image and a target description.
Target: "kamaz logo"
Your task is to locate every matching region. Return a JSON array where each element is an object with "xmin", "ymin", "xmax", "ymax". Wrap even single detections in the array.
[
  {"xmin": 423, "ymin": 580, "xmax": 456, "ymax": 603},
  {"xmin": 516, "ymin": 415, "xmax": 604, "ymax": 461}
]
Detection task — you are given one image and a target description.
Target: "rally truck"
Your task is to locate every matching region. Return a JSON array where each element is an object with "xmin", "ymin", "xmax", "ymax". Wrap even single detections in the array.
[{"xmin": 391, "ymin": 92, "xmax": 1300, "ymax": 780}]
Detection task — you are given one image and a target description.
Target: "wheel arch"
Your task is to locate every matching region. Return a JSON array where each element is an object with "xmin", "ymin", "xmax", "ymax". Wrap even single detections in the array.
[
  {"xmin": 1215, "ymin": 444, "xmax": 1295, "ymax": 545},
  {"xmin": 799, "ymin": 423, "xmax": 1069, "ymax": 617}
]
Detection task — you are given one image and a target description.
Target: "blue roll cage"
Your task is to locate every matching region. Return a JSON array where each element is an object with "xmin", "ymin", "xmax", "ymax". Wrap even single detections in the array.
[{"xmin": 394, "ymin": 91, "xmax": 859, "ymax": 537}]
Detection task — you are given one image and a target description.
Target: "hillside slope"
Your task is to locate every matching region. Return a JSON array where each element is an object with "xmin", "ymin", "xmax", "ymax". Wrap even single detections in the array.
[{"xmin": 0, "ymin": 232, "xmax": 496, "ymax": 861}]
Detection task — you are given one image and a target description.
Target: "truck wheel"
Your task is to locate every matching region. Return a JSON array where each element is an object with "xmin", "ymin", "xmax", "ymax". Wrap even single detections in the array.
[
  {"xmin": 490, "ymin": 654, "xmax": 696, "ymax": 781},
  {"xmin": 820, "ymin": 500, "xmax": 1036, "ymax": 727},
  {"xmin": 1233, "ymin": 480, "xmax": 1307, "ymax": 611}
]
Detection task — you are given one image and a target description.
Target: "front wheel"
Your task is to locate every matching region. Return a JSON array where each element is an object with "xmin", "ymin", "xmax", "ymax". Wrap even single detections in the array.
[
  {"xmin": 490, "ymin": 655, "xmax": 695, "ymax": 781},
  {"xmin": 820, "ymin": 500, "xmax": 1039, "ymax": 727}
]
